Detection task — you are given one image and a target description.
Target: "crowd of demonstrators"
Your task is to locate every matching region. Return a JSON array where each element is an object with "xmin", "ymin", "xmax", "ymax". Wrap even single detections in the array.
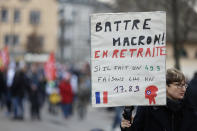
[
  {"xmin": 0, "ymin": 60, "xmax": 92, "ymax": 122},
  {"xmin": 0, "ymin": 61, "xmax": 47, "ymax": 121},
  {"xmin": 55, "ymin": 62, "xmax": 91, "ymax": 120}
]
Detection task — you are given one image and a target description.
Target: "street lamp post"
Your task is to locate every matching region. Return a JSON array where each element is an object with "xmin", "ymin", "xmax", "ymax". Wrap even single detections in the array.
[
  {"xmin": 59, "ymin": 18, "xmax": 66, "ymax": 63},
  {"xmin": 172, "ymin": 0, "xmax": 181, "ymax": 70}
]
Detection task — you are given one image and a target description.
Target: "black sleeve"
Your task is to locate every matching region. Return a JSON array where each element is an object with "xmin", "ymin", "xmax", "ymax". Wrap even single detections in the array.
[
  {"xmin": 120, "ymin": 106, "xmax": 146, "ymax": 131},
  {"xmin": 0, "ymin": 71, "xmax": 6, "ymax": 96}
]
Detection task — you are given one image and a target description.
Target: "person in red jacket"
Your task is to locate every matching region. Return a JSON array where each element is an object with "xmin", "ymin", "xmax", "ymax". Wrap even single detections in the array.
[{"xmin": 59, "ymin": 72, "xmax": 73, "ymax": 119}]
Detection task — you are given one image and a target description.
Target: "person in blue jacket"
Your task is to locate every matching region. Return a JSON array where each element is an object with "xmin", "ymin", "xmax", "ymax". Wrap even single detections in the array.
[{"xmin": 121, "ymin": 68, "xmax": 187, "ymax": 131}]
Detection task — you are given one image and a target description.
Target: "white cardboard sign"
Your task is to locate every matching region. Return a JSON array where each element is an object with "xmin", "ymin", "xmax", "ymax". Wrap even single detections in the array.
[{"xmin": 91, "ymin": 12, "xmax": 166, "ymax": 107}]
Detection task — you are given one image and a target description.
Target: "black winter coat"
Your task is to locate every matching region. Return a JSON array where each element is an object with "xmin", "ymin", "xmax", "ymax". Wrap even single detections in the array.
[
  {"xmin": 180, "ymin": 75, "xmax": 197, "ymax": 131},
  {"xmin": 121, "ymin": 99, "xmax": 183, "ymax": 131},
  {"xmin": 11, "ymin": 70, "xmax": 29, "ymax": 98},
  {"xmin": 0, "ymin": 71, "xmax": 6, "ymax": 98}
]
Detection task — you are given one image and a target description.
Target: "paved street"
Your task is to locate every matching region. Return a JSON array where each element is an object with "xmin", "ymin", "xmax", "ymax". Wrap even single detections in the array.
[{"xmin": 0, "ymin": 103, "xmax": 120, "ymax": 131}]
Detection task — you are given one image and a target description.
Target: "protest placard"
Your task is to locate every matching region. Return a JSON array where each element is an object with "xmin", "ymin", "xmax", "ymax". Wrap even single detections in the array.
[{"xmin": 91, "ymin": 12, "xmax": 166, "ymax": 107}]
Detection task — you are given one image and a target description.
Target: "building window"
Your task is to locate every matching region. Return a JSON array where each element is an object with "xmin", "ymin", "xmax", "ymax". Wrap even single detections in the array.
[
  {"xmin": 4, "ymin": 35, "xmax": 10, "ymax": 45},
  {"xmin": 39, "ymin": 36, "xmax": 44, "ymax": 45},
  {"xmin": 1, "ymin": 8, "xmax": 8, "ymax": 22},
  {"xmin": 26, "ymin": 33, "xmax": 44, "ymax": 53},
  {"xmin": 13, "ymin": 35, "xmax": 19, "ymax": 45},
  {"xmin": 29, "ymin": 10, "xmax": 40, "ymax": 25},
  {"xmin": 4, "ymin": 34, "xmax": 19, "ymax": 45},
  {"xmin": 59, "ymin": 8, "xmax": 64, "ymax": 17},
  {"xmin": 14, "ymin": 9, "xmax": 20, "ymax": 23}
]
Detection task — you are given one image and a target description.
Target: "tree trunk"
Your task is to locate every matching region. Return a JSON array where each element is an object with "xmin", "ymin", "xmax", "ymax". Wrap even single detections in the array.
[{"xmin": 172, "ymin": 0, "xmax": 180, "ymax": 70}]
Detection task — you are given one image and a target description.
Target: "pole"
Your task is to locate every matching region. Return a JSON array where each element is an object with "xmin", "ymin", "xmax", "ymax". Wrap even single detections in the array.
[{"xmin": 172, "ymin": 0, "xmax": 180, "ymax": 70}]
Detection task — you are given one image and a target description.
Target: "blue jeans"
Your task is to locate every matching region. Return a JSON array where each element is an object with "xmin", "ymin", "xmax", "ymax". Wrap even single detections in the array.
[
  {"xmin": 12, "ymin": 97, "xmax": 24, "ymax": 118},
  {"xmin": 61, "ymin": 103, "xmax": 72, "ymax": 118}
]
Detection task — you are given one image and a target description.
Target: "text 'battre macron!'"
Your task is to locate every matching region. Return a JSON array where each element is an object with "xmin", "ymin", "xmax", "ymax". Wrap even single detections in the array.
[{"xmin": 94, "ymin": 18, "xmax": 166, "ymax": 59}]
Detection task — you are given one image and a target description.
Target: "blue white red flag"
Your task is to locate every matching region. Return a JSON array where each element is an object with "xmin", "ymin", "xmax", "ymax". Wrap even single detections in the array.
[{"xmin": 95, "ymin": 91, "xmax": 108, "ymax": 104}]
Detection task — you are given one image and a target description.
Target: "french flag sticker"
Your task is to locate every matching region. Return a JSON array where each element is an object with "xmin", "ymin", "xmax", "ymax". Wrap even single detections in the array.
[{"xmin": 95, "ymin": 91, "xmax": 108, "ymax": 104}]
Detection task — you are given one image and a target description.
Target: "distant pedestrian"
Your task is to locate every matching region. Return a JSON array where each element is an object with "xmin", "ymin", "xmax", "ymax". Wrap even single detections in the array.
[
  {"xmin": 70, "ymin": 72, "xmax": 78, "ymax": 114},
  {"xmin": 28, "ymin": 64, "xmax": 42, "ymax": 120},
  {"xmin": 46, "ymin": 81, "xmax": 59, "ymax": 115},
  {"xmin": 37, "ymin": 66, "xmax": 47, "ymax": 107},
  {"xmin": 5, "ymin": 62, "xmax": 16, "ymax": 116},
  {"xmin": 59, "ymin": 73, "xmax": 73, "ymax": 119},
  {"xmin": 77, "ymin": 71, "xmax": 91, "ymax": 120},
  {"xmin": 11, "ymin": 62, "xmax": 29, "ymax": 120},
  {"xmin": 77, "ymin": 62, "xmax": 91, "ymax": 120}
]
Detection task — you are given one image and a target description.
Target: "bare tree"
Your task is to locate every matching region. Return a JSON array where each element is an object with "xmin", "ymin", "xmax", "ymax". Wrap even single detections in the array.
[{"xmin": 114, "ymin": 0, "xmax": 197, "ymax": 69}]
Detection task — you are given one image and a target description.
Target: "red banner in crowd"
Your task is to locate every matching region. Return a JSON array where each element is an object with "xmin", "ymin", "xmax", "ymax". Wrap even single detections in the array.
[
  {"xmin": 0, "ymin": 46, "xmax": 10, "ymax": 71},
  {"xmin": 44, "ymin": 52, "xmax": 56, "ymax": 81}
]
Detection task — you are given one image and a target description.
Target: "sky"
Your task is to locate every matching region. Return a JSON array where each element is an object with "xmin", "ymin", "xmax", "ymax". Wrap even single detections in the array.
[
  {"xmin": 188, "ymin": 0, "xmax": 197, "ymax": 12},
  {"xmin": 97, "ymin": 0, "xmax": 116, "ymax": 5},
  {"xmin": 195, "ymin": 4, "xmax": 197, "ymax": 12},
  {"xmin": 97, "ymin": 0, "xmax": 197, "ymax": 12}
]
